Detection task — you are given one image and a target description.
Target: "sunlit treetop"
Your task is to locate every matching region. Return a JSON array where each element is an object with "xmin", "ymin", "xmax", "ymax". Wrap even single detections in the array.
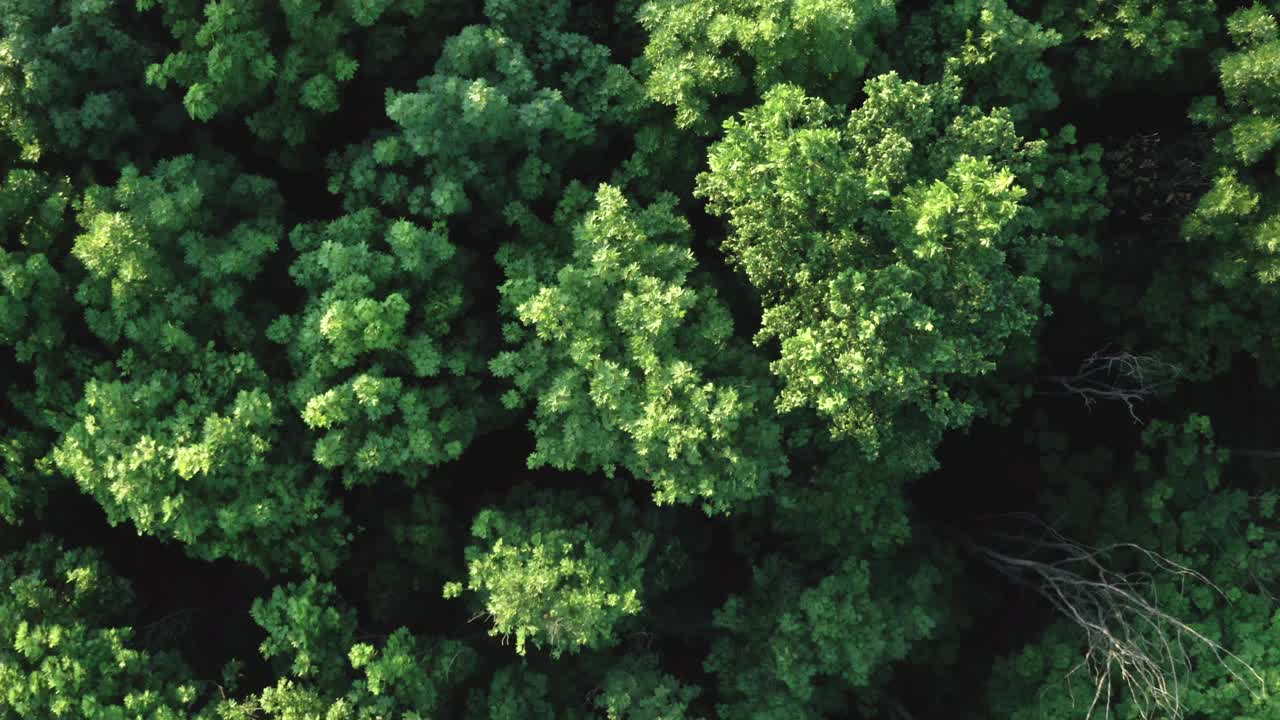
[
  {"xmin": 50, "ymin": 152, "xmax": 349, "ymax": 573},
  {"xmin": 491, "ymin": 182, "xmax": 789, "ymax": 512},
  {"xmin": 697, "ymin": 74, "xmax": 1051, "ymax": 476},
  {"xmin": 444, "ymin": 486, "xmax": 658, "ymax": 658},
  {"xmin": 268, "ymin": 207, "xmax": 491, "ymax": 489},
  {"xmin": 636, "ymin": 0, "xmax": 897, "ymax": 133}
]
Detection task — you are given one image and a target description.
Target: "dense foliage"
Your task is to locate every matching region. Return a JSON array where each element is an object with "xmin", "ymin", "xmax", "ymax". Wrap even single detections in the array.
[{"xmin": 3, "ymin": 0, "xmax": 1280, "ymax": 718}]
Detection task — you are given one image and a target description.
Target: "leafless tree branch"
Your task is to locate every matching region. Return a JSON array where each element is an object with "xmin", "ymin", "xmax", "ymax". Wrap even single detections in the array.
[
  {"xmin": 136, "ymin": 606, "xmax": 208, "ymax": 650},
  {"xmin": 969, "ymin": 514, "xmax": 1264, "ymax": 720},
  {"xmin": 884, "ymin": 696, "xmax": 916, "ymax": 720},
  {"xmin": 1227, "ymin": 449, "xmax": 1280, "ymax": 460},
  {"xmin": 1040, "ymin": 347, "xmax": 1184, "ymax": 424}
]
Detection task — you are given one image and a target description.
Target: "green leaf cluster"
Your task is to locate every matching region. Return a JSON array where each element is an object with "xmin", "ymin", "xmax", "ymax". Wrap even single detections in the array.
[
  {"xmin": 988, "ymin": 415, "xmax": 1280, "ymax": 719},
  {"xmin": 1016, "ymin": 0, "xmax": 1221, "ymax": 92},
  {"xmin": 895, "ymin": 0, "xmax": 1063, "ymax": 122},
  {"xmin": 1138, "ymin": 1, "xmax": 1280, "ymax": 382},
  {"xmin": 492, "ymin": 184, "xmax": 789, "ymax": 510},
  {"xmin": 217, "ymin": 576, "xmax": 479, "ymax": 719},
  {"xmin": 444, "ymin": 487, "xmax": 656, "ymax": 658},
  {"xmin": 0, "ymin": 0, "xmax": 170, "ymax": 163},
  {"xmin": 698, "ymin": 74, "xmax": 1048, "ymax": 475},
  {"xmin": 270, "ymin": 208, "xmax": 487, "ymax": 488},
  {"xmin": 637, "ymin": 0, "xmax": 896, "ymax": 132},
  {"xmin": 704, "ymin": 552, "xmax": 950, "ymax": 719},
  {"xmin": 325, "ymin": 14, "xmax": 646, "ymax": 222},
  {"xmin": 50, "ymin": 153, "xmax": 348, "ymax": 572},
  {"xmin": 0, "ymin": 538, "xmax": 205, "ymax": 719},
  {"xmin": 138, "ymin": 0, "xmax": 439, "ymax": 146}
]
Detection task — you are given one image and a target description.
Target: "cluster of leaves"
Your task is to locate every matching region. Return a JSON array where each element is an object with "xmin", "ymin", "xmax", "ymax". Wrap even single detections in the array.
[
  {"xmin": 697, "ymin": 73, "xmax": 1050, "ymax": 476},
  {"xmin": 636, "ymin": 0, "xmax": 897, "ymax": 132},
  {"xmin": 894, "ymin": 0, "xmax": 1064, "ymax": 123},
  {"xmin": 0, "ymin": 166, "xmax": 80, "ymax": 524},
  {"xmin": 492, "ymin": 183, "xmax": 789, "ymax": 511},
  {"xmin": 137, "ymin": 0, "xmax": 465, "ymax": 149},
  {"xmin": 0, "ymin": 0, "xmax": 176, "ymax": 164},
  {"xmin": 704, "ymin": 551, "xmax": 951, "ymax": 719},
  {"xmin": 227, "ymin": 577, "xmax": 479, "ymax": 720},
  {"xmin": 324, "ymin": 0, "xmax": 647, "ymax": 223},
  {"xmin": 49, "ymin": 152, "xmax": 348, "ymax": 572},
  {"xmin": 1138, "ymin": 1, "xmax": 1280, "ymax": 382},
  {"xmin": 0, "ymin": 538, "xmax": 205, "ymax": 719},
  {"xmin": 457, "ymin": 657, "xmax": 702, "ymax": 720},
  {"xmin": 4, "ymin": 0, "xmax": 1280, "ymax": 719},
  {"xmin": 444, "ymin": 486, "xmax": 658, "ymax": 658},
  {"xmin": 1014, "ymin": 0, "xmax": 1222, "ymax": 93},
  {"xmin": 269, "ymin": 208, "xmax": 487, "ymax": 488}
]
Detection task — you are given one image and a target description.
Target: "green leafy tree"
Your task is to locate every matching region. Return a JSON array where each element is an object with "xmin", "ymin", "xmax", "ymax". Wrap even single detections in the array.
[
  {"xmin": 697, "ymin": 75, "xmax": 1053, "ymax": 476},
  {"xmin": 444, "ymin": 486, "xmax": 659, "ymax": 658},
  {"xmin": 0, "ymin": 168, "xmax": 73, "ymax": 367},
  {"xmin": 491, "ymin": 183, "xmax": 789, "ymax": 510},
  {"xmin": 1013, "ymin": 0, "xmax": 1221, "ymax": 93},
  {"xmin": 768, "ymin": 440, "xmax": 913, "ymax": 555},
  {"xmin": 0, "ymin": 166, "xmax": 84, "ymax": 524},
  {"xmin": 460, "ymin": 654, "xmax": 703, "ymax": 720},
  {"xmin": 986, "ymin": 415, "xmax": 1280, "ymax": 719},
  {"xmin": 0, "ymin": 0, "xmax": 177, "ymax": 164},
  {"xmin": 324, "ymin": 16, "xmax": 646, "ymax": 222},
  {"xmin": 636, "ymin": 0, "xmax": 897, "ymax": 133},
  {"xmin": 464, "ymin": 664, "xmax": 564, "ymax": 720},
  {"xmin": 893, "ymin": 0, "xmax": 1063, "ymax": 122},
  {"xmin": 137, "ymin": 0, "xmax": 458, "ymax": 148},
  {"xmin": 268, "ymin": 208, "xmax": 488, "ymax": 488},
  {"xmin": 50, "ymin": 152, "xmax": 348, "ymax": 572},
  {"xmin": 0, "ymin": 538, "xmax": 207, "ymax": 719},
  {"xmin": 703, "ymin": 551, "xmax": 951, "ymax": 719},
  {"xmin": 250, "ymin": 578, "xmax": 359, "ymax": 691},
  {"xmin": 354, "ymin": 491, "xmax": 461, "ymax": 627},
  {"xmin": 219, "ymin": 632, "xmax": 476, "ymax": 720},
  {"xmin": 1138, "ymin": 1, "xmax": 1280, "ymax": 382},
  {"xmin": 217, "ymin": 578, "xmax": 477, "ymax": 719},
  {"xmin": 589, "ymin": 655, "xmax": 703, "ymax": 720}
]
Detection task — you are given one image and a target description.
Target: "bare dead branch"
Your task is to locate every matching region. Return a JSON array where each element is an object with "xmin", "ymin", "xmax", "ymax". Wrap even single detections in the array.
[
  {"xmin": 969, "ymin": 514, "xmax": 1264, "ymax": 720},
  {"xmin": 884, "ymin": 696, "xmax": 916, "ymax": 720},
  {"xmin": 1040, "ymin": 347, "xmax": 1184, "ymax": 424},
  {"xmin": 136, "ymin": 606, "xmax": 208, "ymax": 650},
  {"xmin": 1227, "ymin": 449, "xmax": 1280, "ymax": 460}
]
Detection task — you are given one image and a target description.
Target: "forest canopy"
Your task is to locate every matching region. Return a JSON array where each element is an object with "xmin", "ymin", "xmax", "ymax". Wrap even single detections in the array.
[{"xmin": 3, "ymin": 0, "xmax": 1280, "ymax": 718}]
